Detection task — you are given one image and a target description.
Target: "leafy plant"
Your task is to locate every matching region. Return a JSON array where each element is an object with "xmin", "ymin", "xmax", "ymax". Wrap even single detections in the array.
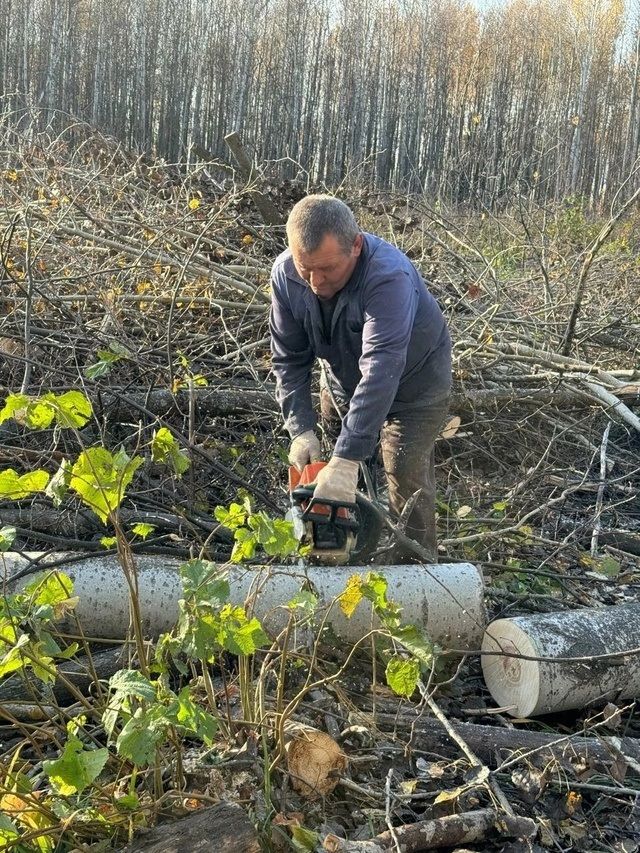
[
  {"xmin": 70, "ymin": 447, "xmax": 143, "ymax": 523},
  {"xmin": 151, "ymin": 426, "xmax": 190, "ymax": 476},
  {"xmin": 215, "ymin": 499, "xmax": 301, "ymax": 562}
]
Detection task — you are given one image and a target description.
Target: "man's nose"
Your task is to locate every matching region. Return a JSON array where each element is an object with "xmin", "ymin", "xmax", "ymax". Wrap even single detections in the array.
[{"xmin": 309, "ymin": 271, "xmax": 324, "ymax": 288}]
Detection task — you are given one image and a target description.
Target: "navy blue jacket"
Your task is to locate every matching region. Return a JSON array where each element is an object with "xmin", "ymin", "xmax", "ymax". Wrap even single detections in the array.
[{"xmin": 270, "ymin": 234, "xmax": 451, "ymax": 460}]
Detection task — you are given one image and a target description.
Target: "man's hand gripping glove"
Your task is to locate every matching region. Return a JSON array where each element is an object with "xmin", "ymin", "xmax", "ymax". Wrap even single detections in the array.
[
  {"xmin": 312, "ymin": 456, "xmax": 359, "ymax": 505},
  {"xmin": 288, "ymin": 430, "xmax": 322, "ymax": 472}
]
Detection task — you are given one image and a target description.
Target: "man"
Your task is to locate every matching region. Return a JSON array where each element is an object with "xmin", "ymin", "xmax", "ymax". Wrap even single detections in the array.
[{"xmin": 269, "ymin": 195, "xmax": 451, "ymax": 561}]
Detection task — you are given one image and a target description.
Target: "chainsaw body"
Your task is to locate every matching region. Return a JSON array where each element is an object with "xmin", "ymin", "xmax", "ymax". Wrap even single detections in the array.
[{"xmin": 288, "ymin": 462, "xmax": 358, "ymax": 565}]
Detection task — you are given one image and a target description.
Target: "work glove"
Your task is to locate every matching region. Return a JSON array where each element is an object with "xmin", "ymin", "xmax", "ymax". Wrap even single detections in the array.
[
  {"xmin": 288, "ymin": 430, "xmax": 322, "ymax": 472},
  {"xmin": 312, "ymin": 456, "xmax": 359, "ymax": 505}
]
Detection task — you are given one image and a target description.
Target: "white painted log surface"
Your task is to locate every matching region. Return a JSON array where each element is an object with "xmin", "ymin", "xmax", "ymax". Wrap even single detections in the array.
[
  {"xmin": 1, "ymin": 554, "xmax": 485, "ymax": 650},
  {"xmin": 482, "ymin": 604, "xmax": 640, "ymax": 717}
]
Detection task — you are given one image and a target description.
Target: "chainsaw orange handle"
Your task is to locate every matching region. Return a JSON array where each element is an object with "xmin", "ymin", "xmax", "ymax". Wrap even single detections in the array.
[{"xmin": 288, "ymin": 461, "xmax": 326, "ymax": 491}]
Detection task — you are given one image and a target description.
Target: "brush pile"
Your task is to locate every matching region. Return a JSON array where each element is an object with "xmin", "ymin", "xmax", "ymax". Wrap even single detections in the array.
[{"xmin": 1, "ymin": 119, "xmax": 640, "ymax": 851}]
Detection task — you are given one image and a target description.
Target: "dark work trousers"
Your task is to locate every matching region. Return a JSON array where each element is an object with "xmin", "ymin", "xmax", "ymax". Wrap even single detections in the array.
[{"xmin": 320, "ymin": 389, "xmax": 450, "ymax": 562}]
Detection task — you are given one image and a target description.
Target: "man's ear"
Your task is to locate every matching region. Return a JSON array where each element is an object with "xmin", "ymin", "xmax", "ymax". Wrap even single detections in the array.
[{"xmin": 353, "ymin": 233, "xmax": 364, "ymax": 256}]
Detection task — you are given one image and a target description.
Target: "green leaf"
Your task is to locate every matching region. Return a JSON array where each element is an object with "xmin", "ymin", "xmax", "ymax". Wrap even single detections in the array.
[
  {"xmin": 595, "ymin": 555, "xmax": 621, "ymax": 578},
  {"xmin": 291, "ymin": 825, "xmax": 320, "ymax": 851},
  {"xmin": 361, "ymin": 572, "xmax": 388, "ymax": 611},
  {"xmin": 339, "ymin": 574, "xmax": 363, "ymax": 617},
  {"xmin": 70, "ymin": 447, "xmax": 143, "ymax": 523},
  {"xmin": 0, "ymin": 526, "xmax": 16, "ymax": 552},
  {"xmin": 100, "ymin": 536, "xmax": 118, "ymax": 549},
  {"xmin": 0, "ymin": 814, "xmax": 19, "ymax": 844},
  {"xmin": 386, "ymin": 656, "xmax": 420, "ymax": 698},
  {"xmin": 224, "ymin": 615, "xmax": 268, "ymax": 656},
  {"xmin": 231, "ymin": 527, "xmax": 257, "ymax": 562},
  {"xmin": 107, "ymin": 669, "xmax": 157, "ymax": 702},
  {"xmin": 0, "ymin": 393, "xmax": 30, "ymax": 426},
  {"xmin": 50, "ymin": 391, "xmax": 93, "ymax": 428},
  {"xmin": 43, "ymin": 726, "xmax": 108, "ymax": 795},
  {"xmin": 85, "ymin": 346, "xmax": 126, "ymax": 380},
  {"xmin": 214, "ymin": 502, "xmax": 247, "ymax": 530},
  {"xmin": 0, "ymin": 468, "xmax": 50, "ymax": 499},
  {"xmin": 25, "ymin": 572, "xmax": 76, "ymax": 622},
  {"xmin": 180, "ymin": 559, "xmax": 229, "ymax": 604},
  {"xmin": 171, "ymin": 686, "xmax": 218, "ymax": 745},
  {"xmin": 390, "ymin": 624, "xmax": 435, "ymax": 668},
  {"xmin": 116, "ymin": 705, "xmax": 168, "ymax": 766},
  {"xmin": 132, "ymin": 522, "xmax": 155, "ymax": 540},
  {"xmin": 103, "ymin": 669, "xmax": 157, "ymax": 739},
  {"xmin": 286, "ymin": 590, "xmax": 318, "ymax": 614},
  {"xmin": 151, "ymin": 427, "xmax": 190, "ymax": 476}
]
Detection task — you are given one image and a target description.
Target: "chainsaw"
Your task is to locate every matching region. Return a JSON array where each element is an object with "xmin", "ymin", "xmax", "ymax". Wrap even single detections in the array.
[{"xmin": 287, "ymin": 461, "xmax": 381, "ymax": 565}]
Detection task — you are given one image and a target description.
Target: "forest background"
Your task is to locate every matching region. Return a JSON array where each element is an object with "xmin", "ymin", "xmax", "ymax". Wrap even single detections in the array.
[{"xmin": 1, "ymin": 0, "xmax": 639, "ymax": 206}]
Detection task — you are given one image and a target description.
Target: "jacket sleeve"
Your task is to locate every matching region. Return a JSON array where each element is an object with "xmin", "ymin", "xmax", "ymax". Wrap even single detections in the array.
[
  {"xmin": 269, "ymin": 274, "xmax": 317, "ymax": 439},
  {"xmin": 334, "ymin": 271, "xmax": 417, "ymax": 459}
]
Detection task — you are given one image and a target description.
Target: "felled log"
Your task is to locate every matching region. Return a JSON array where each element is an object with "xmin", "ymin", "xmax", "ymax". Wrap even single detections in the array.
[
  {"xmin": 0, "ymin": 646, "xmax": 127, "ymax": 705},
  {"xmin": 322, "ymin": 809, "xmax": 537, "ymax": 852},
  {"xmin": 371, "ymin": 712, "xmax": 640, "ymax": 772},
  {"xmin": 482, "ymin": 603, "xmax": 640, "ymax": 716},
  {"xmin": 3, "ymin": 554, "xmax": 485, "ymax": 650},
  {"xmin": 119, "ymin": 800, "xmax": 260, "ymax": 852}
]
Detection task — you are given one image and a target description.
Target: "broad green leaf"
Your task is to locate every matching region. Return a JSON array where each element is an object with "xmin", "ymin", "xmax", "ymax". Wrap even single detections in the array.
[
  {"xmin": 214, "ymin": 502, "xmax": 247, "ymax": 530},
  {"xmin": 43, "ymin": 729, "xmax": 108, "ymax": 795},
  {"xmin": 0, "ymin": 814, "xmax": 19, "ymax": 844},
  {"xmin": 26, "ymin": 571, "xmax": 73, "ymax": 609},
  {"xmin": 103, "ymin": 669, "xmax": 157, "ymax": 738},
  {"xmin": 70, "ymin": 447, "xmax": 143, "ymax": 523},
  {"xmin": 0, "ymin": 468, "xmax": 50, "ymax": 499},
  {"xmin": 390, "ymin": 624, "xmax": 435, "ymax": 667},
  {"xmin": 0, "ymin": 526, "xmax": 16, "ymax": 552},
  {"xmin": 361, "ymin": 572, "xmax": 388, "ymax": 611},
  {"xmin": 107, "ymin": 669, "xmax": 156, "ymax": 701},
  {"xmin": 116, "ymin": 705, "xmax": 167, "ymax": 766},
  {"xmin": 45, "ymin": 458, "xmax": 72, "ymax": 507},
  {"xmin": 100, "ymin": 536, "xmax": 118, "ymax": 548},
  {"xmin": 339, "ymin": 574, "xmax": 363, "ymax": 618},
  {"xmin": 386, "ymin": 656, "xmax": 419, "ymax": 698},
  {"xmin": 85, "ymin": 344, "xmax": 127, "ymax": 380},
  {"xmin": 0, "ymin": 394, "xmax": 30, "ymax": 426},
  {"xmin": 151, "ymin": 427, "xmax": 190, "ymax": 476},
  {"xmin": 172, "ymin": 686, "xmax": 217, "ymax": 745},
  {"xmin": 132, "ymin": 522, "xmax": 155, "ymax": 540},
  {"xmin": 180, "ymin": 559, "xmax": 229, "ymax": 604},
  {"xmin": 286, "ymin": 590, "xmax": 318, "ymax": 614},
  {"xmin": 223, "ymin": 616, "xmax": 268, "ymax": 656},
  {"xmin": 49, "ymin": 391, "xmax": 92, "ymax": 428},
  {"xmin": 0, "ymin": 393, "xmax": 55, "ymax": 429},
  {"xmin": 231, "ymin": 527, "xmax": 257, "ymax": 562}
]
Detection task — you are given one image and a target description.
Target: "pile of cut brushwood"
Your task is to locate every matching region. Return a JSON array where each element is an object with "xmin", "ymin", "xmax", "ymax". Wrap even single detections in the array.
[{"xmin": 0, "ymin": 118, "xmax": 639, "ymax": 852}]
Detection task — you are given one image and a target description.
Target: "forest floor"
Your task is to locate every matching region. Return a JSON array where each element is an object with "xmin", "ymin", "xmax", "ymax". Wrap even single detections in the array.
[{"xmin": 0, "ymin": 122, "xmax": 639, "ymax": 852}]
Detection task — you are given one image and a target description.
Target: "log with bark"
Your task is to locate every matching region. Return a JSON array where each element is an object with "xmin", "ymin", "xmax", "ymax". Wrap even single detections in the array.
[
  {"xmin": 322, "ymin": 808, "xmax": 537, "ymax": 852},
  {"xmin": 119, "ymin": 800, "xmax": 260, "ymax": 852},
  {"xmin": 371, "ymin": 712, "xmax": 640, "ymax": 773},
  {"xmin": 3, "ymin": 553, "xmax": 486, "ymax": 649}
]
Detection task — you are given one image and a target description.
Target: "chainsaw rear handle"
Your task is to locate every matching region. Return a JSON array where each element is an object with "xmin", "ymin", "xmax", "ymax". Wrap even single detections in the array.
[{"xmin": 290, "ymin": 484, "xmax": 359, "ymax": 529}]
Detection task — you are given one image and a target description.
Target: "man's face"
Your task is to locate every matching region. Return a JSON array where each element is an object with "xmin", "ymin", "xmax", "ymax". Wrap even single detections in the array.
[{"xmin": 290, "ymin": 233, "xmax": 363, "ymax": 300}]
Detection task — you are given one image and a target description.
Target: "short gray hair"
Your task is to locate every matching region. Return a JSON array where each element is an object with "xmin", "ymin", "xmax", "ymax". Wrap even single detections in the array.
[{"xmin": 286, "ymin": 195, "xmax": 360, "ymax": 254}]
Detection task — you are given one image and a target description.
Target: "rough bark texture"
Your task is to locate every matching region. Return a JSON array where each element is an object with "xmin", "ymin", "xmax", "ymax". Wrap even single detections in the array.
[
  {"xmin": 322, "ymin": 808, "xmax": 537, "ymax": 851},
  {"xmin": 119, "ymin": 801, "xmax": 260, "ymax": 852},
  {"xmin": 374, "ymin": 713, "xmax": 640, "ymax": 771}
]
